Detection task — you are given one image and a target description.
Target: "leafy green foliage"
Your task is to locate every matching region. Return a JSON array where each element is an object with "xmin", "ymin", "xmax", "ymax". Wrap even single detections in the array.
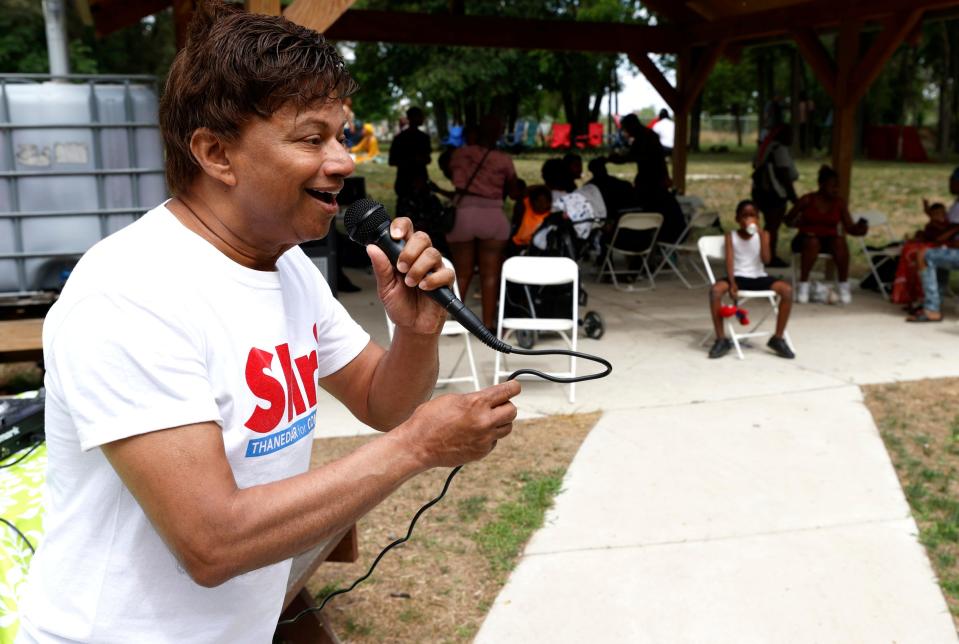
[
  {"xmin": 701, "ymin": 58, "xmax": 755, "ymax": 116},
  {"xmin": 0, "ymin": 1, "xmax": 176, "ymax": 82},
  {"xmin": 347, "ymin": 0, "xmax": 644, "ymax": 135},
  {"xmin": 0, "ymin": 0, "xmax": 56, "ymax": 73}
]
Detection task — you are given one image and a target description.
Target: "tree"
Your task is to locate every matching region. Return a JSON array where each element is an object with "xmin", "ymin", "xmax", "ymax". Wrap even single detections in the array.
[
  {"xmin": 0, "ymin": 0, "xmax": 176, "ymax": 82},
  {"xmin": 700, "ymin": 57, "xmax": 755, "ymax": 147},
  {"xmin": 347, "ymin": 0, "xmax": 641, "ymax": 139}
]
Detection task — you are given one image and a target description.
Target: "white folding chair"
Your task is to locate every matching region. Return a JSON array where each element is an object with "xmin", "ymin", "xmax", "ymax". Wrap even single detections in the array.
[
  {"xmin": 653, "ymin": 209, "xmax": 720, "ymax": 288},
  {"xmin": 698, "ymin": 236, "xmax": 795, "ymax": 360},
  {"xmin": 385, "ymin": 258, "xmax": 480, "ymax": 391},
  {"xmin": 493, "ymin": 256, "xmax": 578, "ymax": 403},
  {"xmin": 853, "ymin": 210, "xmax": 900, "ymax": 300},
  {"xmin": 596, "ymin": 211, "xmax": 663, "ymax": 291},
  {"xmin": 676, "ymin": 194, "xmax": 706, "ymax": 223}
]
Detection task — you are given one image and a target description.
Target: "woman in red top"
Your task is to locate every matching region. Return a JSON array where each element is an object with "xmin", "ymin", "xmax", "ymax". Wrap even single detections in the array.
[{"xmin": 785, "ymin": 165, "xmax": 868, "ymax": 304}]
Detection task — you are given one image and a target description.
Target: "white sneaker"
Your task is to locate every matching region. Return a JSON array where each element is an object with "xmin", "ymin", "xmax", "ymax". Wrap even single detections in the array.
[
  {"xmin": 838, "ymin": 282, "xmax": 852, "ymax": 305},
  {"xmin": 797, "ymin": 282, "xmax": 810, "ymax": 304},
  {"xmin": 811, "ymin": 281, "xmax": 829, "ymax": 303}
]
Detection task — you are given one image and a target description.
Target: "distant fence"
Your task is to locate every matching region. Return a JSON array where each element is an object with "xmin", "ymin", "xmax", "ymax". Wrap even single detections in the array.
[{"xmin": 698, "ymin": 114, "xmax": 759, "ymax": 147}]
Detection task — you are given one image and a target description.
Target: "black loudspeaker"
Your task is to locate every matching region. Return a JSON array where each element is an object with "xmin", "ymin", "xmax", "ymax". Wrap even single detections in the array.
[{"xmin": 0, "ymin": 394, "xmax": 45, "ymax": 460}]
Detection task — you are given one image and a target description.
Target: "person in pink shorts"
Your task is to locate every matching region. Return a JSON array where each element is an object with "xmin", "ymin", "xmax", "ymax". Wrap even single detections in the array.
[{"xmin": 448, "ymin": 115, "xmax": 519, "ymax": 329}]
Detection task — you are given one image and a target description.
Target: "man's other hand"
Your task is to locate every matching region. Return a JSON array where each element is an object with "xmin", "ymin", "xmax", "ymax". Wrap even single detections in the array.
[{"xmin": 396, "ymin": 381, "xmax": 522, "ymax": 468}]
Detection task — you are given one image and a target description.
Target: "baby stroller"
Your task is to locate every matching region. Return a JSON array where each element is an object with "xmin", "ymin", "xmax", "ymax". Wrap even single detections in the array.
[{"xmin": 504, "ymin": 207, "xmax": 606, "ymax": 349}]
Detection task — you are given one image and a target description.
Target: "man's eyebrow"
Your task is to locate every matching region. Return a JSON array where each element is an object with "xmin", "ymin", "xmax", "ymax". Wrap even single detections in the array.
[{"xmin": 291, "ymin": 116, "xmax": 347, "ymax": 135}]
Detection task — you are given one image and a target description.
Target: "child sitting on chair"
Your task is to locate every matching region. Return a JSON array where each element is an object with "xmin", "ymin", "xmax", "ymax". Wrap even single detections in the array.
[
  {"xmin": 510, "ymin": 184, "xmax": 553, "ymax": 251},
  {"xmin": 916, "ymin": 201, "xmax": 959, "ymax": 242},
  {"xmin": 708, "ymin": 200, "xmax": 795, "ymax": 360}
]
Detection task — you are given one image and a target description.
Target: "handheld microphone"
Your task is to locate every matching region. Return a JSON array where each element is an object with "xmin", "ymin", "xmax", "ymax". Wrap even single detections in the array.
[{"xmin": 343, "ymin": 199, "xmax": 511, "ymax": 352}]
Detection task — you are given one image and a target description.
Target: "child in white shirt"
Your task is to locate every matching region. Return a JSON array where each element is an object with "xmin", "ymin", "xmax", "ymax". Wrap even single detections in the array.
[{"xmin": 708, "ymin": 200, "xmax": 795, "ymax": 359}]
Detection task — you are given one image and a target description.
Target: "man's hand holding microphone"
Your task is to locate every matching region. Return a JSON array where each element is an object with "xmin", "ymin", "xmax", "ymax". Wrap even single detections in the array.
[{"xmin": 364, "ymin": 213, "xmax": 521, "ymax": 468}]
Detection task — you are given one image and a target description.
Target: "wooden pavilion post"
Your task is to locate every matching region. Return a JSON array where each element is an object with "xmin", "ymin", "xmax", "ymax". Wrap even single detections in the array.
[
  {"xmin": 672, "ymin": 48, "xmax": 691, "ymax": 195},
  {"xmin": 172, "ymin": 0, "xmax": 195, "ymax": 49},
  {"xmin": 628, "ymin": 43, "xmax": 723, "ymax": 195},
  {"xmin": 831, "ymin": 20, "xmax": 860, "ymax": 203},
  {"xmin": 819, "ymin": 8, "xmax": 925, "ymax": 202}
]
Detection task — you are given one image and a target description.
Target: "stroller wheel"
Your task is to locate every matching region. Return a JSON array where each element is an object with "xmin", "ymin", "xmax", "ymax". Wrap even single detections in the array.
[
  {"xmin": 583, "ymin": 311, "xmax": 605, "ymax": 340},
  {"xmin": 515, "ymin": 329, "xmax": 536, "ymax": 350}
]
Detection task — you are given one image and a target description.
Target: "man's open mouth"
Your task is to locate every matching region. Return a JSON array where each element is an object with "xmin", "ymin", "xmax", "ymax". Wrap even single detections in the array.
[{"xmin": 305, "ymin": 188, "xmax": 338, "ymax": 206}]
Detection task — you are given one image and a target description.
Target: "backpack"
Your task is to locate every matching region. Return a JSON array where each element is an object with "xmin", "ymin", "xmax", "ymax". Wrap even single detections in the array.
[{"xmin": 751, "ymin": 142, "xmax": 779, "ymax": 200}]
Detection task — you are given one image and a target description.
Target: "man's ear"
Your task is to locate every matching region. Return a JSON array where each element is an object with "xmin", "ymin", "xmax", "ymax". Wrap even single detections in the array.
[{"xmin": 189, "ymin": 128, "xmax": 236, "ymax": 187}]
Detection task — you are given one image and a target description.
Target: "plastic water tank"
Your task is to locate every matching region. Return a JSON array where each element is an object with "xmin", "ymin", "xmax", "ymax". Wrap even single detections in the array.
[{"xmin": 0, "ymin": 76, "xmax": 165, "ymax": 295}]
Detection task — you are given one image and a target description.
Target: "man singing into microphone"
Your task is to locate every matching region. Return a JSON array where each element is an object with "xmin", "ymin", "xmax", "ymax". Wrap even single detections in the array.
[{"xmin": 17, "ymin": 3, "xmax": 520, "ymax": 642}]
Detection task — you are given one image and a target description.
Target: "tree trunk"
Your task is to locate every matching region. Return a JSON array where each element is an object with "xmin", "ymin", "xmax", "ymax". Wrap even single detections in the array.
[
  {"xmin": 733, "ymin": 103, "xmax": 743, "ymax": 147},
  {"xmin": 938, "ymin": 23, "xmax": 951, "ymax": 155},
  {"xmin": 464, "ymin": 100, "xmax": 479, "ymax": 129},
  {"xmin": 506, "ymin": 94, "xmax": 519, "ymax": 140},
  {"xmin": 561, "ymin": 87, "xmax": 575, "ymax": 130},
  {"xmin": 757, "ymin": 51, "xmax": 767, "ymax": 137},
  {"xmin": 433, "ymin": 99, "xmax": 449, "ymax": 142},
  {"xmin": 575, "ymin": 95, "xmax": 590, "ymax": 140},
  {"xmin": 589, "ymin": 85, "xmax": 604, "ymax": 123}
]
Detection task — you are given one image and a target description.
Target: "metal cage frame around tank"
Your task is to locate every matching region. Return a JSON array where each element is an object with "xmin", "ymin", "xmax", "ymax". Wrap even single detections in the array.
[{"xmin": 0, "ymin": 73, "xmax": 164, "ymax": 297}]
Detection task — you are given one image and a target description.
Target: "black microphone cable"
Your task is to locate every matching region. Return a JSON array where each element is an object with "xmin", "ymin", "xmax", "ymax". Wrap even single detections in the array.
[
  {"xmin": 277, "ymin": 345, "xmax": 611, "ymax": 627},
  {"xmin": 0, "ymin": 517, "xmax": 35, "ymax": 555}
]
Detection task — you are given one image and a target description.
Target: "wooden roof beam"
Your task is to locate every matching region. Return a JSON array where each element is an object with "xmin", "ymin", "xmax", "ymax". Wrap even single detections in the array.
[
  {"xmin": 628, "ymin": 53, "xmax": 679, "ymax": 111},
  {"xmin": 848, "ymin": 8, "xmax": 926, "ymax": 105},
  {"xmin": 792, "ymin": 28, "xmax": 837, "ymax": 101},
  {"xmin": 685, "ymin": 0, "xmax": 955, "ymax": 46},
  {"xmin": 324, "ymin": 10, "xmax": 681, "ymax": 53},
  {"xmin": 284, "ymin": 0, "xmax": 355, "ymax": 34},
  {"xmin": 245, "ymin": 0, "xmax": 280, "ymax": 16},
  {"xmin": 88, "ymin": 0, "xmax": 171, "ymax": 37}
]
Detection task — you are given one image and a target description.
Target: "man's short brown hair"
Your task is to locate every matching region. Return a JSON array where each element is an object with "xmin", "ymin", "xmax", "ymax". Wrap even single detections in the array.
[{"xmin": 159, "ymin": 1, "xmax": 357, "ymax": 195}]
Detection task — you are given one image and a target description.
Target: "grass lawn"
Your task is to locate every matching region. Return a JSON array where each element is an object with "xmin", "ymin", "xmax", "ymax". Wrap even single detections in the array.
[
  {"xmin": 352, "ymin": 147, "xmax": 955, "ymax": 273},
  {"xmin": 863, "ymin": 379, "xmax": 959, "ymax": 629},
  {"xmin": 303, "ymin": 412, "xmax": 599, "ymax": 643}
]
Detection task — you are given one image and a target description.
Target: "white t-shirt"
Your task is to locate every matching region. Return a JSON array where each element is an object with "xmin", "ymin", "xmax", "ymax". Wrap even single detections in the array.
[
  {"xmin": 652, "ymin": 118, "xmax": 675, "ymax": 149},
  {"xmin": 18, "ymin": 203, "xmax": 369, "ymax": 643},
  {"xmin": 731, "ymin": 231, "xmax": 767, "ymax": 279},
  {"xmin": 948, "ymin": 199, "xmax": 959, "ymax": 224}
]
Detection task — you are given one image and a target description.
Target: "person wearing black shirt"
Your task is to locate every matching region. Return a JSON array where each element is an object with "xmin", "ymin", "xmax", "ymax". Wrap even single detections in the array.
[
  {"xmin": 389, "ymin": 106, "xmax": 432, "ymax": 198},
  {"xmin": 606, "ymin": 113, "xmax": 684, "ymax": 244}
]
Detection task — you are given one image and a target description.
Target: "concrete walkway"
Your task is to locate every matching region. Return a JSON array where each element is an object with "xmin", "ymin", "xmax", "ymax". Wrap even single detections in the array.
[{"xmin": 324, "ymin": 267, "xmax": 958, "ymax": 642}]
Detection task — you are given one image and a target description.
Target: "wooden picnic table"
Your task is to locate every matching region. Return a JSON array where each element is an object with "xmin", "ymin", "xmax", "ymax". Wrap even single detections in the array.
[
  {"xmin": 275, "ymin": 525, "xmax": 359, "ymax": 643},
  {"xmin": 0, "ymin": 318, "xmax": 43, "ymax": 364}
]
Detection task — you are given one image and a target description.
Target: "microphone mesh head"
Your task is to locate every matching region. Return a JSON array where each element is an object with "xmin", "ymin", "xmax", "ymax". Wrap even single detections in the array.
[{"xmin": 344, "ymin": 199, "xmax": 389, "ymax": 245}]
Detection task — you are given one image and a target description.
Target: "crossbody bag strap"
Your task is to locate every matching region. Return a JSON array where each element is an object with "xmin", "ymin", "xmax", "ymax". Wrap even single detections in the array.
[{"xmin": 454, "ymin": 148, "xmax": 493, "ymax": 206}]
